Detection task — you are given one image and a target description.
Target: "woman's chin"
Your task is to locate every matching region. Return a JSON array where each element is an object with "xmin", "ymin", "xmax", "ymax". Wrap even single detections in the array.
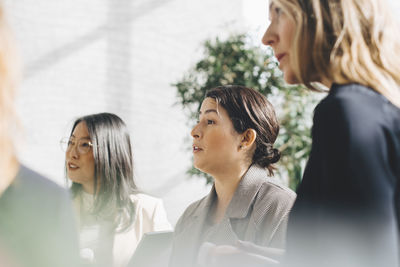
[
  {"xmin": 193, "ymin": 163, "xmax": 210, "ymax": 176},
  {"xmin": 67, "ymin": 176, "xmax": 81, "ymax": 184},
  {"xmin": 280, "ymin": 67, "xmax": 299, "ymax": 84},
  {"xmin": 283, "ymin": 73, "xmax": 299, "ymax": 85},
  {"xmin": 193, "ymin": 163, "xmax": 204, "ymax": 173}
]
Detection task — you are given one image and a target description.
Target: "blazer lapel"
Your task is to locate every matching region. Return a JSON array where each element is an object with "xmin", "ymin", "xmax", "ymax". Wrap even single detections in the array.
[
  {"xmin": 171, "ymin": 189, "xmax": 215, "ymax": 266},
  {"xmin": 225, "ymin": 165, "xmax": 267, "ymax": 241}
]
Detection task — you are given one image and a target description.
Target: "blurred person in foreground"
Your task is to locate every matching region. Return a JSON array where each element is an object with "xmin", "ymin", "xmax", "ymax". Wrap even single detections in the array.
[
  {"xmin": 169, "ymin": 85, "xmax": 296, "ymax": 267},
  {"xmin": 0, "ymin": 4, "xmax": 80, "ymax": 267},
  {"xmin": 200, "ymin": 0, "xmax": 400, "ymax": 266},
  {"xmin": 62, "ymin": 112, "xmax": 172, "ymax": 267}
]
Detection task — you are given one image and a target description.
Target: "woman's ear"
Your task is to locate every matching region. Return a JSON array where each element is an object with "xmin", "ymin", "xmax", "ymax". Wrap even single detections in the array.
[{"xmin": 239, "ymin": 129, "xmax": 257, "ymax": 150}]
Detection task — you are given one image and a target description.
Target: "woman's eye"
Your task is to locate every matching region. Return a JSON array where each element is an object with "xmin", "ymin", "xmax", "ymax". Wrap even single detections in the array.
[
  {"xmin": 275, "ymin": 7, "xmax": 282, "ymax": 16},
  {"xmin": 207, "ymin": 120, "xmax": 215, "ymax": 125},
  {"xmin": 67, "ymin": 141, "xmax": 74, "ymax": 146},
  {"xmin": 81, "ymin": 142, "xmax": 90, "ymax": 147}
]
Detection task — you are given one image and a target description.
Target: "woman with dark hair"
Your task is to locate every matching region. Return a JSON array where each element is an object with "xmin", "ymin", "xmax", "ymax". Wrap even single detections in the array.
[
  {"xmin": 169, "ymin": 85, "xmax": 296, "ymax": 267},
  {"xmin": 62, "ymin": 112, "xmax": 172, "ymax": 267}
]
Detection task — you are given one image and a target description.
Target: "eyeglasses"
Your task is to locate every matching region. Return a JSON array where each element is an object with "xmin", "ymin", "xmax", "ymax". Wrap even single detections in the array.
[{"xmin": 60, "ymin": 137, "xmax": 93, "ymax": 155}]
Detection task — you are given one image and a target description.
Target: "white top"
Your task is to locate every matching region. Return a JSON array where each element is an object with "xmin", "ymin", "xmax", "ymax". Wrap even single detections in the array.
[{"xmin": 75, "ymin": 192, "xmax": 173, "ymax": 267}]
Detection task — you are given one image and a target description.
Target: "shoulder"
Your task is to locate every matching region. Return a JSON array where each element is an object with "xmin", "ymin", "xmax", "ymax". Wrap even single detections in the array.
[
  {"xmin": 9, "ymin": 165, "xmax": 76, "ymax": 231},
  {"xmin": 259, "ymin": 180, "xmax": 296, "ymax": 201},
  {"xmin": 241, "ymin": 166, "xmax": 296, "ymax": 220},
  {"xmin": 17, "ymin": 165, "xmax": 64, "ymax": 190},
  {"xmin": 246, "ymin": 165, "xmax": 296, "ymax": 210},
  {"xmin": 130, "ymin": 193, "xmax": 172, "ymax": 230},
  {"xmin": 181, "ymin": 195, "xmax": 208, "ymax": 216},
  {"xmin": 254, "ymin": 180, "xmax": 296, "ymax": 217},
  {"xmin": 315, "ymin": 83, "xmax": 394, "ymax": 124},
  {"xmin": 314, "ymin": 83, "xmax": 400, "ymax": 144},
  {"xmin": 248, "ymin": 179, "xmax": 296, "ymax": 244},
  {"xmin": 130, "ymin": 193, "xmax": 164, "ymax": 212},
  {"xmin": 131, "ymin": 192, "xmax": 161, "ymax": 203},
  {"xmin": 4, "ymin": 166, "xmax": 79, "ymax": 267},
  {"xmin": 15, "ymin": 165, "xmax": 69, "ymax": 202},
  {"xmin": 174, "ymin": 194, "xmax": 209, "ymax": 232}
]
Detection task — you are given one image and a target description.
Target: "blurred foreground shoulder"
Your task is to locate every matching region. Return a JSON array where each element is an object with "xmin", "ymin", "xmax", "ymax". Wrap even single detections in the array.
[{"xmin": 0, "ymin": 165, "xmax": 80, "ymax": 267}]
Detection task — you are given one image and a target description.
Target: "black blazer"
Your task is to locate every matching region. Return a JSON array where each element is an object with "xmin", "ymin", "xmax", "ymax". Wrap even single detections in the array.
[
  {"xmin": 0, "ymin": 165, "xmax": 80, "ymax": 267},
  {"xmin": 286, "ymin": 84, "xmax": 400, "ymax": 267}
]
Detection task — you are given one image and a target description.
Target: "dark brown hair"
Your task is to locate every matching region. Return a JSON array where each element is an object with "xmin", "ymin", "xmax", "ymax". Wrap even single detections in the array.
[
  {"xmin": 68, "ymin": 112, "xmax": 138, "ymax": 232},
  {"xmin": 206, "ymin": 85, "xmax": 280, "ymax": 175}
]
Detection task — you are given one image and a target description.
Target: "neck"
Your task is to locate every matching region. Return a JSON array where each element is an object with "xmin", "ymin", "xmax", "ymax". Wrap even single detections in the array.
[
  {"xmin": 81, "ymin": 177, "xmax": 101, "ymax": 195},
  {"xmin": 82, "ymin": 183, "xmax": 95, "ymax": 195},
  {"xmin": 212, "ymin": 163, "xmax": 250, "ymax": 223}
]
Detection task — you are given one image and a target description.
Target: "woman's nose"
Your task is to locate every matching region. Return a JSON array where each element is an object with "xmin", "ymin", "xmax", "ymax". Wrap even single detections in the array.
[
  {"xmin": 191, "ymin": 123, "xmax": 201, "ymax": 139},
  {"xmin": 262, "ymin": 23, "xmax": 277, "ymax": 47},
  {"xmin": 67, "ymin": 145, "xmax": 79, "ymax": 159}
]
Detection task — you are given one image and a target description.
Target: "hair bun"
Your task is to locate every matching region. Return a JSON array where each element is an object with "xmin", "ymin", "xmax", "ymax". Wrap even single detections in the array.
[
  {"xmin": 265, "ymin": 143, "xmax": 280, "ymax": 164},
  {"xmin": 270, "ymin": 148, "xmax": 280, "ymax": 164},
  {"xmin": 253, "ymin": 143, "xmax": 281, "ymax": 174}
]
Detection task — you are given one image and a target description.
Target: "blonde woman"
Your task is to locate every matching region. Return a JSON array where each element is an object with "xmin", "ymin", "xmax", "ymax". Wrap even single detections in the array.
[
  {"xmin": 202, "ymin": 1, "xmax": 400, "ymax": 267},
  {"xmin": 264, "ymin": 0, "xmax": 400, "ymax": 266},
  {"xmin": 0, "ymin": 5, "xmax": 80, "ymax": 267}
]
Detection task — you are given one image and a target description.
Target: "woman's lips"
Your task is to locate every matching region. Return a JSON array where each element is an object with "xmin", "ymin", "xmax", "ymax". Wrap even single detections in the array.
[
  {"xmin": 192, "ymin": 145, "xmax": 203, "ymax": 153},
  {"xmin": 68, "ymin": 162, "xmax": 79, "ymax": 170},
  {"xmin": 276, "ymin": 53, "xmax": 286, "ymax": 62}
]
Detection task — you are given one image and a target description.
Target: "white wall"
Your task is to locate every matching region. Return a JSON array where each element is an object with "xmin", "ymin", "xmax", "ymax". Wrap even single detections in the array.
[{"xmin": 4, "ymin": 0, "xmax": 245, "ymax": 225}]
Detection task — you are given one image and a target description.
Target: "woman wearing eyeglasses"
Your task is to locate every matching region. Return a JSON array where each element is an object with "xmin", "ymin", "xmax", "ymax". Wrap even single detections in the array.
[{"xmin": 62, "ymin": 112, "xmax": 172, "ymax": 267}]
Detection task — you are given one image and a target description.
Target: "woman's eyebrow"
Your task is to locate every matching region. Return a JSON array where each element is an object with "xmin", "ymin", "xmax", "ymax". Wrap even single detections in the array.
[
  {"xmin": 199, "ymin": 109, "xmax": 218, "ymax": 115},
  {"xmin": 268, "ymin": 2, "xmax": 275, "ymax": 19},
  {"xmin": 70, "ymin": 135, "xmax": 91, "ymax": 140},
  {"xmin": 269, "ymin": 1, "xmax": 276, "ymax": 10}
]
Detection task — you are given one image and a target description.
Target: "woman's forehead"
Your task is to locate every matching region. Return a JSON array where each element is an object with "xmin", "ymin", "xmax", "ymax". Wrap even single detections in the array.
[
  {"xmin": 199, "ymin": 97, "xmax": 215, "ymax": 110},
  {"xmin": 72, "ymin": 122, "xmax": 90, "ymax": 137},
  {"xmin": 200, "ymin": 97, "xmax": 225, "ymax": 117},
  {"xmin": 269, "ymin": 0, "xmax": 280, "ymax": 9}
]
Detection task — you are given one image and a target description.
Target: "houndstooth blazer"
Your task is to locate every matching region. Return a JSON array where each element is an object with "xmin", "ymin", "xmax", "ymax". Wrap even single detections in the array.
[{"xmin": 169, "ymin": 164, "xmax": 296, "ymax": 267}]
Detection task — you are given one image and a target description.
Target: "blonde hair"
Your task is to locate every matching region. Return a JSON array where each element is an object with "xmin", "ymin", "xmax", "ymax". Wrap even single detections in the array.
[
  {"xmin": 0, "ymin": 5, "xmax": 20, "ymax": 184},
  {"xmin": 273, "ymin": 0, "xmax": 400, "ymax": 107}
]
